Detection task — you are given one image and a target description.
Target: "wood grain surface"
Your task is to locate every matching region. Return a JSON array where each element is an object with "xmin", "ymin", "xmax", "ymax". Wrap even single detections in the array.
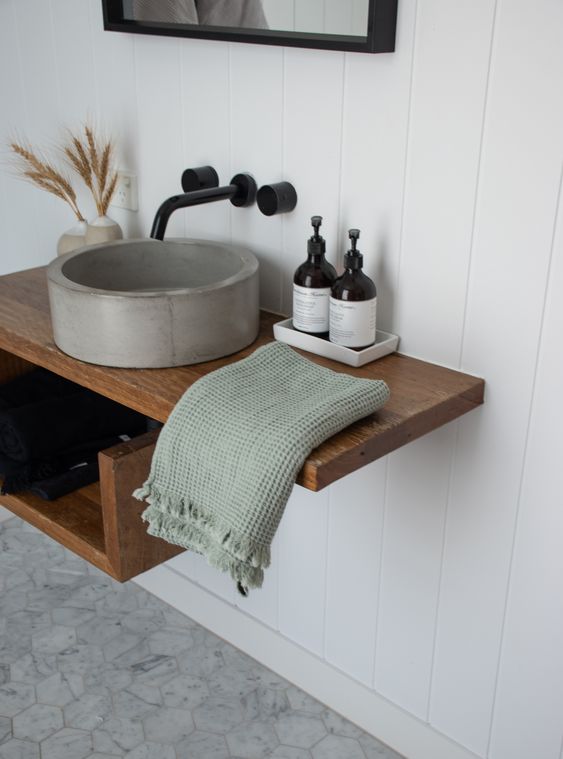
[
  {"xmin": 0, "ymin": 266, "xmax": 485, "ymax": 490},
  {"xmin": 0, "ymin": 481, "xmax": 112, "ymax": 574},
  {"xmin": 99, "ymin": 431, "xmax": 183, "ymax": 580}
]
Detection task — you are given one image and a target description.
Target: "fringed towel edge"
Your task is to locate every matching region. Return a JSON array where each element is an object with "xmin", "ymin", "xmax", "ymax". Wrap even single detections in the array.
[{"xmin": 134, "ymin": 484, "xmax": 271, "ymax": 590}]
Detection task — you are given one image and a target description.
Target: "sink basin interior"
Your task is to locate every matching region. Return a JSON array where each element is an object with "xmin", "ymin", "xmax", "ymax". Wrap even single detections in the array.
[{"xmin": 61, "ymin": 239, "xmax": 247, "ymax": 292}]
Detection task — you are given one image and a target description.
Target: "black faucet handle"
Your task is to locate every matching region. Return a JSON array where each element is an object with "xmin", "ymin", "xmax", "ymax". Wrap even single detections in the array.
[
  {"xmin": 181, "ymin": 166, "xmax": 220, "ymax": 192},
  {"xmin": 257, "ymin": 181, "xmax": 298, "ymax": 216}
]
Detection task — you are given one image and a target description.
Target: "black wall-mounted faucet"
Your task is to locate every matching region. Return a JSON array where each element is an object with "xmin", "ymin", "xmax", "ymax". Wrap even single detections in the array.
[
  {"xmin": 150, "ymin": 166, "xmax": 297, "ymax": 240},
  {"xmin": 150, "ymin": 167, "xmax": 255, "ymax": 240}
]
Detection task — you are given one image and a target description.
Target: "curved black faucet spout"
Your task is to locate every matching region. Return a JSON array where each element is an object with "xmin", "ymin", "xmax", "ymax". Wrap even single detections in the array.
[
  {"xmin": 150, "ymin": 171, "xmax": 258, "ymax": 241},
  {"xmin": 150, "ymin": 186, "xmax": 238, "ymax": 240}
]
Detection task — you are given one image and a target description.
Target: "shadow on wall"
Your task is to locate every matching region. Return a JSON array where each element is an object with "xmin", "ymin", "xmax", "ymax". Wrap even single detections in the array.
[{"xmin": 375, "ymin": 237, "xmax": 394, "ymax": 333}]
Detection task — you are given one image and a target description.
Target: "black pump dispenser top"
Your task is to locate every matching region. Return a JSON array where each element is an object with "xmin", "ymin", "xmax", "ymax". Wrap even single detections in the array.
[
  {"xmin": 344, "ymin": 229, "xmax": 363, "ymax": 270},
  {"xmin": 308, "ymin": 215, "xmax": 326, "ymax": 256}
]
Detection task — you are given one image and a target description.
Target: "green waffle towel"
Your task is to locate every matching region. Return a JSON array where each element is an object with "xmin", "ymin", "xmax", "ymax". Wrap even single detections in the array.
[{"xmin": 134, "ymin": 342, "xmax": 390, "ymax": 593}]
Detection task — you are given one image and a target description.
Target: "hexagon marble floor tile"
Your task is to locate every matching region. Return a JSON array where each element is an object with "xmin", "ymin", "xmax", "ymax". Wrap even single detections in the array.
[{"xmin": 0, "ymin": 517, "xmax": 405, "ymax": 759}]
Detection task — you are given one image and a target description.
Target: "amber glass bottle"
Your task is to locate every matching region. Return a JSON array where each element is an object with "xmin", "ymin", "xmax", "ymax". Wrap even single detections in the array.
[
  {"xmin": 293, "ymin": 216, "xmax": 337, "ymax": 337},
  {"xmin": 329, "ymin": 229, "xmax": 377, "ymax": 349}
]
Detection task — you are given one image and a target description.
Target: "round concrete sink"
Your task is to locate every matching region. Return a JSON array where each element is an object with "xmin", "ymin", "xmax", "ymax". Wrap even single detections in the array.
[{"xmin": 47, "ymin": 238, "xmax": 260, "ymax": 368}]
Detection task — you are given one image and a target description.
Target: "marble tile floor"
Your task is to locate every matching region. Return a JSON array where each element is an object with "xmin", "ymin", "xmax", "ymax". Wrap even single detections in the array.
[{"xmin": 0, "ymin": 517, "xmax": 406, "ymax": 759}]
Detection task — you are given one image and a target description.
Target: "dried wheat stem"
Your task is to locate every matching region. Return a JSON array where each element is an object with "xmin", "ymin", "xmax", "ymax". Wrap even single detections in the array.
[
  {"xmin": 85, "ymin": 126, "xmax": 100, "ymax": 179},
  {"xmin": 9, "ymin": 141, "xmax": 85, "ymax": 222},
  {"xmin": 64, "ymin": 126, "xmax": 117, "ymax": 216},
  {"xmin": 101, "ymin": 171, "xmax": 118, "ymax": 216}
]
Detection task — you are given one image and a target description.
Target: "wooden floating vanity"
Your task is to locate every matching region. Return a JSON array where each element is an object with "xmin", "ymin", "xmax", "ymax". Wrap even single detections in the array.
[{"xmin": 0, "ymin": 266, "xmax": 484, "ymax": 581}]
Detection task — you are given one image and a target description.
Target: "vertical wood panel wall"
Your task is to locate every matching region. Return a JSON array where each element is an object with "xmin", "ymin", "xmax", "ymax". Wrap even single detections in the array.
[{"xmin": 1, "ymin": 1, "xmax": 562, "ymax": 758}]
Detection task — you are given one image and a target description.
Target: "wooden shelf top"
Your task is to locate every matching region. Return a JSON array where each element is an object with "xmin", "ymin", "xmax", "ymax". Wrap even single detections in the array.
[{"xmin": 0, "ymin": 266, "xmax": 484, "ymax": 491}]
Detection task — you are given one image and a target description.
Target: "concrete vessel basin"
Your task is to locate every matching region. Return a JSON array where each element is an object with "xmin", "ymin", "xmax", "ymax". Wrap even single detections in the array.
[{"xmin": 47, "ymin": 238, "xmax": 260, "ymax": 368}]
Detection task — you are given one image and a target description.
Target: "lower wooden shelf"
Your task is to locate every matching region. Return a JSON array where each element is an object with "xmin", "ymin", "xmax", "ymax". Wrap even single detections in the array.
[
  {"xmin": 0, "ymin": 429, "xmax": 182, "ymax": 581},
  {"xmin": 1, "ymin": 481, "xmax": 109, "ymax": 571},
  {"xmin": 0, "ymin": 349, "xmax": 181, "ymax": 580}
]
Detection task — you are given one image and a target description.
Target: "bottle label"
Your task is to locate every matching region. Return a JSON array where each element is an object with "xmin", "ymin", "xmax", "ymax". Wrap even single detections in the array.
[
  {"xmin": 329, "ymin": 297, "xmax": 377, "ymax": 347},
  {"xmin": 293, "ymin": 284, "xmax": 331, "ymax": 332}
]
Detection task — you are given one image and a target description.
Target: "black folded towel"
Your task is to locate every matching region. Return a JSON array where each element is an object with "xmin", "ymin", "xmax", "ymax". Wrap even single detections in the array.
[
  {"xmin": 0, "ymin": 391, "xmax": 145, "ymax": 464},
  {"xmin": 0, "ymin": 368, "xmax": 79, "ymax": 411},
  {"xmin": 0, "ymin": 368, "xmax": 147, "ymax": 497},
  {"xmin": 30, "ymin": 461, "xmax": 100, "ymax": 501},
  {"xmin": 1, "ymin": 434, "xmax": 127, "ymax": 495}
]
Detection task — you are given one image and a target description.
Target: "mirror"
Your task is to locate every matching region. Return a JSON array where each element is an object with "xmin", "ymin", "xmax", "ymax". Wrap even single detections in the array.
[{"xmin": 102, "ymin": 0, "xmax": 398, "ymax": 54}]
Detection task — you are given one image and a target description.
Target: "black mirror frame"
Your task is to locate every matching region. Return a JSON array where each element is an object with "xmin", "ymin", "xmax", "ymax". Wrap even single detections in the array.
[{"xmin": 101, "ymin": 0, "xmax": 398, "ymax": 54}]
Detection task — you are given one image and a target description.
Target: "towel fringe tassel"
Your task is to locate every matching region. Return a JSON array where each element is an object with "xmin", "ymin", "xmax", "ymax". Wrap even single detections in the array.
[{"xmin": 135, "ymin": 485, "xmax": 270, "ymax": 590}]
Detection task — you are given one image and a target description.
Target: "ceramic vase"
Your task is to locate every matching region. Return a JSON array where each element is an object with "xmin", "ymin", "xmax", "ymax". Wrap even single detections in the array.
[
  {"xmin": 85, "ymin": 215, "xmax": 123, "ymax": 246},
  {"xmin": 57, "ymin": 220, "xmax": 88, "ymax": 257}
]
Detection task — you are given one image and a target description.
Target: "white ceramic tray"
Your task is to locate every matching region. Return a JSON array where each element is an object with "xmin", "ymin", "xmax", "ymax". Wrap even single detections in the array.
[{"xmin": 273, "ymin": 318, "xmax": 400, "ymax": 367}]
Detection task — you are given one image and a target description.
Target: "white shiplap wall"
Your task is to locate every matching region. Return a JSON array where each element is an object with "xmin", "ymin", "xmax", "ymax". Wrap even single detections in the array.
[{"xmin": 1, "ymin": 2, "xmax": 563, "ymax": 758}]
